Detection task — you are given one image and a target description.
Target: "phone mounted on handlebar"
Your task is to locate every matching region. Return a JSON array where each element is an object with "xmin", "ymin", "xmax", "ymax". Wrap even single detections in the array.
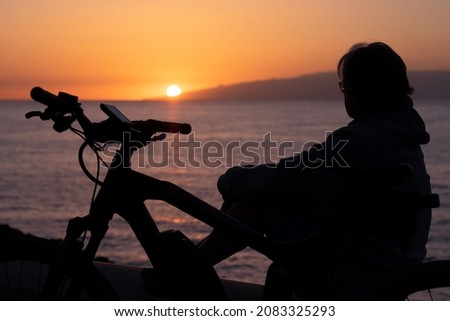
[{"xmin": 100, "ymin": 103, "xmax": 135, "ymax": 128}]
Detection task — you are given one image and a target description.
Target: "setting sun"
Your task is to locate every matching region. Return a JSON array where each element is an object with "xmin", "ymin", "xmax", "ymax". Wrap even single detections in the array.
[{"xmin": 166, "ymin": 85, "xmax": 182, "ymax": 97}]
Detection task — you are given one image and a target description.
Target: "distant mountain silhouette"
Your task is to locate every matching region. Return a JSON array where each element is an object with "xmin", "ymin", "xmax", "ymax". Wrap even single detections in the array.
[{"xmin": 177, "ymin": 71, "xmax": 450, "ymax": 101}]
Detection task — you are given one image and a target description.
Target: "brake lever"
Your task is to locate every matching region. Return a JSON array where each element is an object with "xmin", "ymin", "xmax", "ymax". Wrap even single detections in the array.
[
  {"xmin": 25, "ymin": 111, "xmax": 44, "ymax": 119},
  {"xmin": 25, "ymin": 109, "xmax": 53, "ymax": 121},
  {"xmin": 148, "ymin": 133, "xmax": 166, "ymax": 142}
]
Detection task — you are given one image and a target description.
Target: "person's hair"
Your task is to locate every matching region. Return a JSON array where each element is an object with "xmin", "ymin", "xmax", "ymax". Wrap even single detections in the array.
[{"xmin": 337, "ymin": 42, "xmax": 414, "ymax": 108}]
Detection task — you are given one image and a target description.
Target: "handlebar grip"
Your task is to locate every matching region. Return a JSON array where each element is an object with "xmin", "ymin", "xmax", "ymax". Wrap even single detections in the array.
[
  {"xmin": 148, "ymin": 120, "xmax": 192, "ymax": 134},
  {"xmin": 29, "ymin": 87, "xmax": 89, "ymax": 134},
  {"xmin": 30, "ymin": 87, "xmax": 60, "ymax": 106}
]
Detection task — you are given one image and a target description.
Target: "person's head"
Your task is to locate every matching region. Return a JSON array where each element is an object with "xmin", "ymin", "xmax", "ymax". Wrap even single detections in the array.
[{"xmin": 337, "ymin": 42, "xmax": 414, "ymax": 118}]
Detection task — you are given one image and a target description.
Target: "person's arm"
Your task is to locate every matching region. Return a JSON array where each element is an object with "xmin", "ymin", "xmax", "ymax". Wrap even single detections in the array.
[{"xmin": 217, "ymin": 128, "xmax": 357, "ymax": 204}]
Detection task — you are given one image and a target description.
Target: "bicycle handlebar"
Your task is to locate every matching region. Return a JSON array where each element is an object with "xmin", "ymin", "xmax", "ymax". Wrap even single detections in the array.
[
  {"xmin": 136, "ymin": 119, "xmax": 192, "ymax": 135},
  {"xmin": 30, "ymin": 87, "xmax": 66, "ymax": 108},
  {"xmin": 28, "ymin": 87, "xmax": 192, "ymax": 142}
]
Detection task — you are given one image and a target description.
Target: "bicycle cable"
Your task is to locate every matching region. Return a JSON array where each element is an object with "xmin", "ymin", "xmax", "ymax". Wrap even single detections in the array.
[
  {"xmin": 70, "ymin": 126, "xmax": 105, "ymax": 242},
  {"xmin": 70, "ymin": 125, "xmax": 109, "ymax": 206},
  {"xmin": 77, "ymin": 141, "xmax": 106, "ymax": 184}
]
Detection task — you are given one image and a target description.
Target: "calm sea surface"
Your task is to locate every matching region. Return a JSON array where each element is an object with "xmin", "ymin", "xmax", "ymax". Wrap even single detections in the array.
[{"xmin": 0, "ymin": 99, "xmax": 449, "ymax": 285}]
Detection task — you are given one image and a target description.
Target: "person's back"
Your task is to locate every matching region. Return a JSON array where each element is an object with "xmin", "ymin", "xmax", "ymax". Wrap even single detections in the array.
[
  {"xmin": 302, "ymin": 42, "xmax": 432, "ymax": 299},
  {"xmin": 322, "ymin": 100, "xmax": 431, "ymax": 299}
]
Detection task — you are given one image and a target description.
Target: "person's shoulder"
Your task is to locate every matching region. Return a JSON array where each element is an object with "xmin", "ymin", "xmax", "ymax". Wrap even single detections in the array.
[{"xmin": 327, "ymin": 124, "xmax": 360, "ymax": 142}]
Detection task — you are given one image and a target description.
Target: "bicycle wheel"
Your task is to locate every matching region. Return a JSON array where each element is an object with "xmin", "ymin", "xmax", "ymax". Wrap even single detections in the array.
[
  {"xmin": 0, "ymin": 238, "xmax": 118, "ymax": 300},
  {"xmin": 374, "ymin": 260, "xmax": 450, "ymax": 300}
]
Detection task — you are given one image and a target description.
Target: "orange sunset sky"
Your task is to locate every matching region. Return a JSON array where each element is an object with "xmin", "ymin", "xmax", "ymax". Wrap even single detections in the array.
[{"xmin": 1, "ymin": 0, "xmax": 450, "ymax": 100}]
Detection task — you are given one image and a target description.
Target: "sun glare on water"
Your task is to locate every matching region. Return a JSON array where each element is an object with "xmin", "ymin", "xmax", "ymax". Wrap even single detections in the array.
[{"xmin": 166, "ymin": 84, "xmax": 182, "ymax": 97}]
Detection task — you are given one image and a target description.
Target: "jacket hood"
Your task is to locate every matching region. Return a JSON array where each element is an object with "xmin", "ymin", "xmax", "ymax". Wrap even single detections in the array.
[{"xmin": 348, "ymin": 97, "xmax": 430, "ymax": 145}]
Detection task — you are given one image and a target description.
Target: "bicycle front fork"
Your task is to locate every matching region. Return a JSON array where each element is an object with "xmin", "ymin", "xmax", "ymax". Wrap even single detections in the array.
[{"xmin": 40, "ymin": 215, "xmax": 109, "ymax": 300}]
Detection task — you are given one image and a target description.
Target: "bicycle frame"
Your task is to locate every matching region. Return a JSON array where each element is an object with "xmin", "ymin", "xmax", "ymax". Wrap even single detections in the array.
[{"xmin": 52, "ymin": 136, "xmax": 272, "ymax": 300}]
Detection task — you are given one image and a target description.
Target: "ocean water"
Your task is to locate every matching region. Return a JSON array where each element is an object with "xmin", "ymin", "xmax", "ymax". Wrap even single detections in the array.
[{"xmin": 0, "ymin": 99, "xmax": 449, "ymax": 285}]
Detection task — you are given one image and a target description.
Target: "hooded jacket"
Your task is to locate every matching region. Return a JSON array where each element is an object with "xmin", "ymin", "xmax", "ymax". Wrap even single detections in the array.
[{"xmin": 217, "ymin": 97, "xmax": 431, "ymax": 299}]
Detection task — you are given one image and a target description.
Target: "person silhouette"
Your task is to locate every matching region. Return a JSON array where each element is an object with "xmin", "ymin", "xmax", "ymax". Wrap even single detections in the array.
[{"xmin": 198, "ymin": 42, "xmax": 432, "ymax": 299}]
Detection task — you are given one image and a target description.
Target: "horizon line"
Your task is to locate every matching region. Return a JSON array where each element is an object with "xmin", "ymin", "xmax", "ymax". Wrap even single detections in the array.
[{"xmin": 1, "ymin": 69, "xmax": 449, "ymax": 102}]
